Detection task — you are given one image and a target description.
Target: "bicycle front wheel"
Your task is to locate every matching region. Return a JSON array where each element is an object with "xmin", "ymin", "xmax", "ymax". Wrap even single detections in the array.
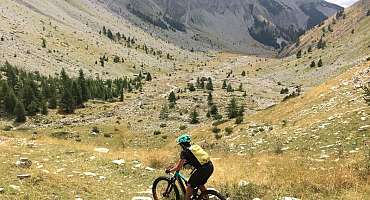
[
  {"xmin": 198, "ymin": 189, "xmax": 226, "ymax": 200},
  {"xmin": 152, "ymin": 176, "xmax": 180, "ymax": 200}
]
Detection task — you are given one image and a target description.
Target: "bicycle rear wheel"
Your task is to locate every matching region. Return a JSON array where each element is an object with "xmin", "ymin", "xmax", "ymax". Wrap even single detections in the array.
[
  {"xmin": 152, "ymin": 176, "xmax": 180, "ymax": 200},
  {"xmin": 198, "ymin": 189, "xmax": 226, "ymax": 200}
]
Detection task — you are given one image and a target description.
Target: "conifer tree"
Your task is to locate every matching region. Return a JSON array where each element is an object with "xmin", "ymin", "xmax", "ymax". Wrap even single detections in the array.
[
  {"xmin": 59, "ymin": 86, "xmax": 75, "ymax": 114},
  {"xmin": 227, "ymin": 97, "xmax": 238, "ymax": 119},
  {"xmin": 310, "ymin": 61, "xmax": 316, "ymax": 68},
  {"xmin": 27, "ymin": 100, "xmax": 40, "ymax": 116},
  {"xmin": 222, "ymin": 80, "xmax": 227, "ymax": 89},
  {"xmin": 207, "ymin": 92, "xmax": 213, "ymax": 106},
  {"xmin": 227, "ymin": 83, "xmax": 233, "ymax": 92},
  {"xmin": 296, "ymin": 50, "xmax": 302, "ymax": 58},
  {"xmin": 206, "ymin": 78, "xmax": 213, "ymax": 91},
  {"xmin": 188, "ymin": 83, "xmax": 196, "ymax": 92},
  {"xmin": 308, "ymin": 46, "xmax": 312, "ymax": 53},
  {"xmin": 241, "ymin": 71, "xmax": 246, "ymax": 76},
  {"xmin": 14, "ymin": 99, "xmax": 26, "ymax": 123},
  {"xmin": 318, "ymin": 59, "xmax": 323, "ymax": 67},
  {"xmin": 41, "ymin": 100, "xmax": 48, "ymax": 115},
  {"xmin": 4, "ymin": 87, "xmax": 17, "ymax": 114},
  {"xmin": 72, "ymin": 81, "xmax": 83, "ymax": 107},
  {"xmin": 48, "ymin": 83, "xmax": 58, "ymax": 109},
  {"xmin": 209, "ymin": 104, "xmax": 218, "ymax": 117},
  {"xmin": 238, "ymin": 83, "xmax": 243, "ymax": 92},
  {"xmin": 78, "ymin": 69, "xmax": 89, "ymax": 102},
  {"xmin": 159, "ymin": 104, "xmax": 169, "ymax": 120},
  {"xmin": 107, "ymin": 29, "xmax": 114, "ymax": 40},
  {"xmin": 145, "ymin": 72, "xmax": 152, "ymax": 81},
  {"xmin": 189, "ymin": 109, "xmax": 199, "ymax": 124},
  {"xmin": 168, "ymin": 91, "xmax": 176, "ymax": 104}
]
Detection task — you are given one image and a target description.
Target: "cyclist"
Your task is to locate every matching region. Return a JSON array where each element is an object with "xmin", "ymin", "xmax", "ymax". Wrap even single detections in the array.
[{"xmin": 166, "ymin": 134, "xmax": 214, "ymax": 200}]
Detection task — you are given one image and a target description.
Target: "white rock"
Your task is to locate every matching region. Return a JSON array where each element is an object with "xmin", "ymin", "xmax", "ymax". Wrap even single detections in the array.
[
  {"xmin": 0, "ymin": 187, "xmax": 4, "ymax": 193},
  {"xmin": 112, "ymin": 159, "xmax": 125, "ymax": 165},
  {"xmin": 94, "ymin": 147, "xmax": 109, "ymax": 153},
  {"xmin": 252, "ymin": 198, "xmax": 261, "ymax": 200},
  {"xmin": 83, "ymin": 172, "xmax": 97, "ymax": 177},
  {"xmin": 17, "ymin": 174, "xmax": 31, "ymax": 179},
  {"xmin": 238, "ymin": 180, "xmax": 249, "ymax": 187},
  {"xmin": 99, "ymin": 176, "xmax": 107, "ymax": 180},
  {"xmin": 9, "ymin": 185, "xmax": 20, "ymax": 191},
  {"xmin": 145, "ymin": 167, "xmax": 155, "ymax": 172}
]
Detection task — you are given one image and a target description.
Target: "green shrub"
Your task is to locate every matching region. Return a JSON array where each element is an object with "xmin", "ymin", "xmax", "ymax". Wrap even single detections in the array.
[
  {"xmin": 235, "ymin": 116, "xmax": 243, "ymax": 124},
  {"xmin": 212, "ymin": 127, "xmax": 221, "ymax": 134},
  {"xmin": 225, "ymin": 127, "xmax": 233, "ymax": 135},
  {"xmin": 179, "ymin": 125, "xmax": 187, "ymax": 130}
]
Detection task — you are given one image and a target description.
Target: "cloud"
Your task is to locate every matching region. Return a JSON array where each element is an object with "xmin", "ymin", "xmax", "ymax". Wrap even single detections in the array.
[{"xmin": 325, "ymin": 0, "xmax": 359, "ymax": 7}]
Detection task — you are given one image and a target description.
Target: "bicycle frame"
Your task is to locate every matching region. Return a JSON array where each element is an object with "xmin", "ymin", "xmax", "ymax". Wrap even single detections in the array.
[{"xmin": 174, "ymin": 171, "xmax": 188, "ymax": 195}]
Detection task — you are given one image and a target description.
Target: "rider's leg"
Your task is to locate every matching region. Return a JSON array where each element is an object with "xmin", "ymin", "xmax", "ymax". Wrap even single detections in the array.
[
  {"xmin": 185, "ymin": 184, "xmax": 193, "ymax": 200},
  {"xmin": 199, "ymin": 185, "xmax": 209, "ymax": 200}
]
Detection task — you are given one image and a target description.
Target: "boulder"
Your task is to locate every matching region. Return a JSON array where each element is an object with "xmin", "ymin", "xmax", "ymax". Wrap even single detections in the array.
[
  {"xmin": 112, "ymin": 159, "xmax": 125, "ymax": 165},
  {"xmin": 17, "ymin": 174, "xmax": 31, "ymax": 180},
  {"xmin": 15, "ymin": 158, "xmax": 32, "ymax": 168},
  {"xmin": 94, "ymin": 147, "xmax": 109, "ymax": 153}
]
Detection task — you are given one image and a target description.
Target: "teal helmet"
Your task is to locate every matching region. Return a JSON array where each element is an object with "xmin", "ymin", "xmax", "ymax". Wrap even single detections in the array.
[{"xmin": 177, "ymin": 134, "xmax": 191, "ymax": 144}]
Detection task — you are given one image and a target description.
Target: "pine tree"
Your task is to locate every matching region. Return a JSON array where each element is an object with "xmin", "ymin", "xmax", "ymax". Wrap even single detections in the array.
[
  {"xmin": 188, "ymin": 83, "xmax": 196, "ymax": 92},
  {"xmin": 227, "ymin": 97, "xmax": 238, "ymax": 119},
  {"xmin": 209, "ymin": 104, "xmax": 218, "ymax": 116},
  {"xmin": 159, "ymin": 104, "xmax": 169, "ymax": 120},
  {"xmin": 241, "ymin": 71, "xmax": 246, "ymax": 77},
  {"xmin": 145, "ymin": 72, "xmax": 152, "ymax": 81},
  {"xmin": 72, "ymin": 81, "xmax": 83, "ymax": 107},
  {"xmin": 310, "ymin": 61, "xmax": 316, "ymax": 68},
  {"xmin": 308, "ymin": 46, "xmax": 312, "ymax": 53},
  {"xmin": 227, "ymin": 83, "xmax": 233, "ymax": 92},
  {"xmin": 318, "ymin": 38, "xmax": 326, "ymax": 49},
  {"xmin": 27, "ymin": 100, "xmax": 40, "ymax": 116},
  {"xmin": 48, "ymin": 83, "xmax": 57, "ymax": 109},
  {"xmin": 296, "ymin": 50, "xmax": 302, "ymax": 59},
  {"xmin": 41, "ymin": 100, "xmax": 48, "ymax": 115},
  {"xmin": 367, "ymin": 10, "xmax": 370, "ymax": 16},
  {"xmin": 102, "ymin": 26, "xmax": 107, "ymax": 35},
  {"xmin": 189, "ymin": 109, "xmax": 199, "ymax": 124},
  {"xmin": 4, "ymin": 87, "xmax": 17, "ymax": 114},
  {"xmin": 222, "ymin": 80, "xmax": 227, "ymax": 89},
  {"xmin": 78, "ymin": 69, "xmax": 89, "ymax": 102},
  {"xmin": 107, "ymin": 29, "xmax": 114, "ymax": 40},
  {"xmin": 120, "ymin": 91, "xmax": 124, "ymax": 102},
  {"xmin": 42, "ymin": 38, "xmax": 46, "ymax": 48},
  {"xmin": 238, "ymin": 104, "xmax": 245, "ymax": 116},
  {"xmin": 318, "ymin": 59, "xmax": 323, "ymax": 67},
  {"xmin": 238, "ymin": 83, "xmax": 243, "ymax": 92},
  {"xmin": 206, "ymin": 78, "xmax": 213, "ymax": 91},
  {"xmin": 207, "ymin": 92, "xmax": 213, "ymax": 106},
  {"xmin": 59, "ymin": 87, "xmax": 75, "ymax": 114},
  {"xmin": 168, "ymin": 91, "xmax": 176, "ymax": 104},
  {"xmin": 14, "ymin": 99, "xmax": 26, "ymax": 123}
]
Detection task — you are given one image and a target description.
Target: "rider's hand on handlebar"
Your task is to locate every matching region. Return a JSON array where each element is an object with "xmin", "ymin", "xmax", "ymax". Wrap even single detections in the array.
[{"xmin": 165, "ymin": 169, "xmax": 171, "ymax": 174}]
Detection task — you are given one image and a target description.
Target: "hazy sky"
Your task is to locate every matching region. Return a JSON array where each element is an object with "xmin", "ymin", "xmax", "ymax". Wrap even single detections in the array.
[{"xmin": 326, "ymin": 0, "xmax": 359, "ymax": 7}]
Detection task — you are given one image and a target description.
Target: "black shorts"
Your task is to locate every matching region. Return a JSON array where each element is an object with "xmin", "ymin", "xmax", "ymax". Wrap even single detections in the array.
[{"xmin": 188, "ymin": 162, "xmax": 214, "ymax": 188}]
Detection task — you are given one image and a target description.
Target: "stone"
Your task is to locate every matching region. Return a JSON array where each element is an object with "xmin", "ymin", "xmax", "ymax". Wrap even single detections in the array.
[
  {"xmin": 0, "ymin": 187, "xmax": 4, "ymax": 193},
  {"xmin": 238, "ymin": 180, "xmax": 249, "ymax": 187},
  {"xmin": 94, "ymin": 147, "xmax": 109, "ymax": 153},
  {"xmin": 253, "ymin": 198, "xmax": 261, "ymax": 200},
  {"xmin": 9, "ymin": 185, "xmax": 20, "ymax": 191},
  {"xmin": 83, "ymin": 172, "xmax": 97, "ymax": 177},
  {"xmin": 17, "ymin": 174, "xmax": 31, "ymax": 179},
  {"xmin": 112, "ymin": 159, "xmax": 125, "ymax": 165},
  {"xmin": 145, "ymin": 167, "xmax": 155, "ymax": 172},
  {"xmin": 15, "ymin": 158, "xmax": 32, "ymax": 168}
]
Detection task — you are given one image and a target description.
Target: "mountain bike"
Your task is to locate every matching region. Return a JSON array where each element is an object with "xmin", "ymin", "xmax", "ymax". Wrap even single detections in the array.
[{"xmin": 152, "ymin": 170, "xmax": 225, "ymax": 200}]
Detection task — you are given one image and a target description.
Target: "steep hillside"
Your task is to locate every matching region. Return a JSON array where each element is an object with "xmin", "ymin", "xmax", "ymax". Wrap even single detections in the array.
[
  {"xmin": 101, "ymin": 0, "xmax": 341, "ymax": 54},
  {"xmin": 0, "ymin": 0, "xmax": 206, "ymax": 78}
]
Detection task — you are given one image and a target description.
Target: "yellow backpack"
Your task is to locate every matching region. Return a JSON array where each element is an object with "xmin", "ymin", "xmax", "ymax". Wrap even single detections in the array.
[{"xmin": 189, "ymin": 145, "xmax": 210, "ymax": 165}]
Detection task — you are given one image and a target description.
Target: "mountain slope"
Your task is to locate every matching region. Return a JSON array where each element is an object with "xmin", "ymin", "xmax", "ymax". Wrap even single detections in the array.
[
  {"xmin": 0, "ymin": 0, "xmax": 204, "ymax": 78},
  {"xmin": 101, "ymin": 0, "xmax": 342, "ymax": 54}
]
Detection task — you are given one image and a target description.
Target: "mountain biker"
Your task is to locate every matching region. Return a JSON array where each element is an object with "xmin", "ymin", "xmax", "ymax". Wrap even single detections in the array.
[{"xmin": 165, "ymin": 134, "xmax": 214, "ymax": 200}]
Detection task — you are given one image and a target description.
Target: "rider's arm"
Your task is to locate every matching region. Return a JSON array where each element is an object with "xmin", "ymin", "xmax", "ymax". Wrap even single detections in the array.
[{"xmin": 168, "ymin": 159, "xmax": 186, "ymax": 172}]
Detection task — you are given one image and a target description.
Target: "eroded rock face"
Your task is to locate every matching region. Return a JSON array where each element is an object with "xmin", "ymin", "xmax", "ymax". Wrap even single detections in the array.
[{"xmin": 103, "ymin": 0, "xmax": 341, "ymax": 53}]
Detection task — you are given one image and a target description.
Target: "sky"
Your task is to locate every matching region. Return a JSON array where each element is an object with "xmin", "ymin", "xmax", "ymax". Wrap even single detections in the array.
[{"xmin": 325, "ymin": 0, "xmax": 359, "ymax": 7}]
